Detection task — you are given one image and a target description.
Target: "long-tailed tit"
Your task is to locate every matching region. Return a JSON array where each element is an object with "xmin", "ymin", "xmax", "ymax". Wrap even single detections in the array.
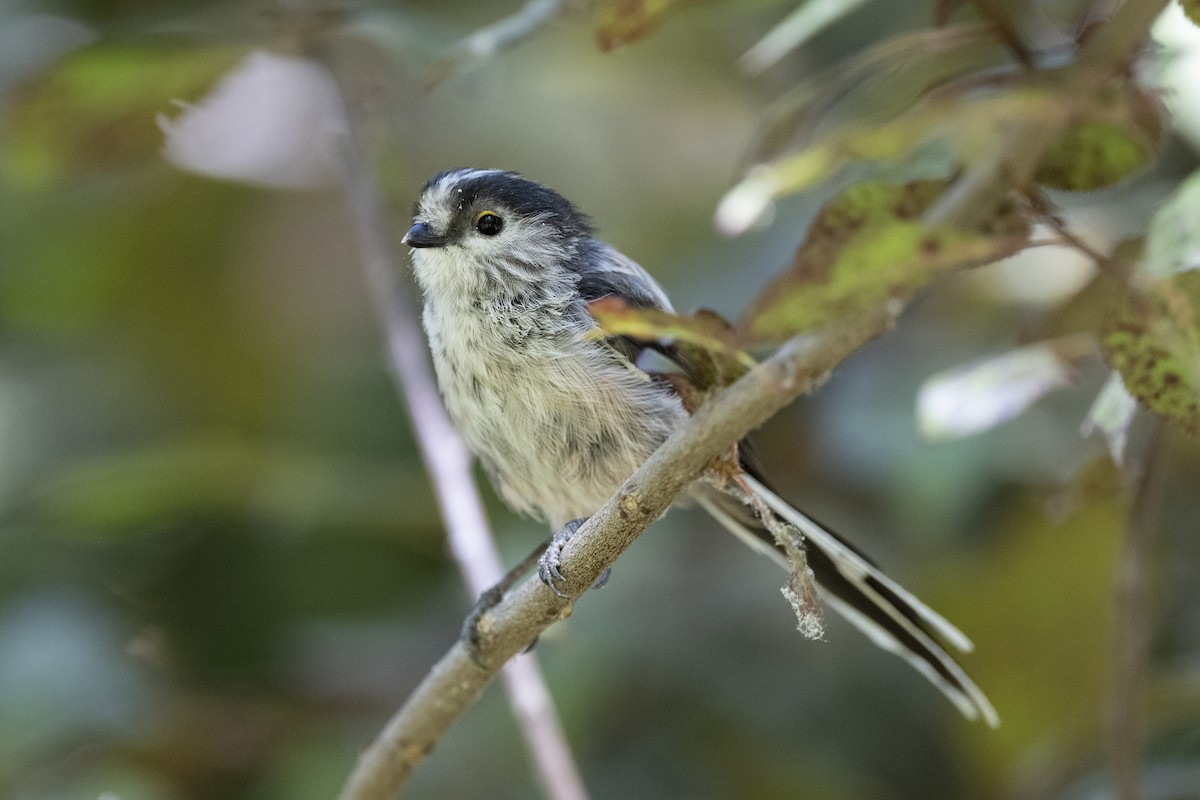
[{"xmin": 403, "ymin": 168, "xmax": 997, "ymax": 726}]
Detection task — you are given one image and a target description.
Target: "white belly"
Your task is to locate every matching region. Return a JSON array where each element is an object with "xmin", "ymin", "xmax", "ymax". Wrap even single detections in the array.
[{"xmin": 425, "ymin": 306, "xmax": 685, "ymax": 527}]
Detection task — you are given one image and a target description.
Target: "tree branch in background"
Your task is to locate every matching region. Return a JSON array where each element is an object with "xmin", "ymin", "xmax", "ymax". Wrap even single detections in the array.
[
  {"xmin": 926, "ymin": 0, "xmax": 1172, "ymax": 230},
  {"xmin": 425, "ymin": 0, "xmax": 584, "ymax": 87},
  {"xmin": 335, "ymin": 304, "xmax": 901, "ymax": 800},
  {"xmin": 1110, "ymin": 419, "xmax": 1168, "ymax": 800},
  {"xmin": 331, "ymin": 67, "xmax": 590, "ymax": 800}
]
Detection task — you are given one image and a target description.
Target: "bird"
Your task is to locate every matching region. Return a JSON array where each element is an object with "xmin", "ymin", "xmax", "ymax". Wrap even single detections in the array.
[{"xmin": 402, "ymin": 167, "xmax": 997, "ymax": 727}]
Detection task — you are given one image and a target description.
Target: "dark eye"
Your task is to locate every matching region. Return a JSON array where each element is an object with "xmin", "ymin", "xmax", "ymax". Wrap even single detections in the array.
[{"xmin": 475, "ymin": 211, "xmax": 504, "ymax": 236}]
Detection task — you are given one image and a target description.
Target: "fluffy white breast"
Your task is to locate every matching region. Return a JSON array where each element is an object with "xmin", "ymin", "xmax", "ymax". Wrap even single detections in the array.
[{"xmin": 416, "ymin": 259, "xmax": 684, "ymax": 526}]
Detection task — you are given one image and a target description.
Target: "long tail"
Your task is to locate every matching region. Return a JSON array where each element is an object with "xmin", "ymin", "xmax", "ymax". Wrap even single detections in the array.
[{"xmin": 695, "ymin": 474, "xmax": 998, "ymax": 727}]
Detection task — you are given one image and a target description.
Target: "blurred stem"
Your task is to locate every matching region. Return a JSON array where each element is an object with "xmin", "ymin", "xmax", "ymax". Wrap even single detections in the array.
[
  {"xmin": 426, "ymin": 0, "xmax": 586, "ymax": 87},
  {"xmin": 327, "ymin": 54, "xmax": 590, "ymax": 800},
  {"xmin": 739, "ymin": 0, "xmax": 870, "ymax": 74},
  {"xmin": 1110, "ymin": 418, "xmax": 1167, "ymax": 800}
]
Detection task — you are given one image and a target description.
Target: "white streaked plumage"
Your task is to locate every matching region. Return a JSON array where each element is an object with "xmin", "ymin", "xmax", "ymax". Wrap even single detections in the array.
[{"xmin": 406, "ymin": 168, "xmax": 998, "ymax": 726}]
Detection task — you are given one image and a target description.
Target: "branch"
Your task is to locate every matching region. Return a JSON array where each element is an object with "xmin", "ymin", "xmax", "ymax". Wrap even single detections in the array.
[
  {"xmin": 336, "ymin": 303, "xmax": 901, "ymax": 800},
  {"xmin": 425, "ymin": 0, "xmax": 584, "ymax": 87},
  {"xmin": 926, "ymin": 0, "xmax": 1171, "ymax": 229},
  {"xmin": 1110, "ymin": 419, "xmax": 1168, "ymax": 800},
  {"xmin": 329, "ymin": 3, "xmax": 1171, "ymax": 797},
  {"xmin": 329, "ymin": 58, "xmax": 589, "ymax": 800}
]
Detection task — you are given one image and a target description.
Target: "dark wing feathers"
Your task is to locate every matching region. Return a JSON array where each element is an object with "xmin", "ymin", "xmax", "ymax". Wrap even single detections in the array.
[{"xmin": 574, "ymin": 239, "xmax": 996, "ymax": 724}]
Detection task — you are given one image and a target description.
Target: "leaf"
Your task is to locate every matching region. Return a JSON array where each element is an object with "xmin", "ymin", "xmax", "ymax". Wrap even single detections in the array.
[
  {"xmin": 3, "ymin": 43, "xmax": 241, "ymax": 186},
  {"xmin": 586, "ymin": 297, "xmax": 755, "ymax": 404},
  {"xmin": 1032, "ymin": 78, "xmax": 1161, "ymax": 191},
  {"xmin": 1035, "ymin": 122, "xmax": 1151, "ymax": 191},
  {"xmin": 1182, "ymin": 0, "xmax": 1200, "ymax": 26},
  {"xmin": 1102, "ymin": 271, "xmax": 1200, "ymax": 439},
  {"xmin": 1032, "ymin": 76, "xmax": 1161, "ymax": 194},
  {"xmin": 1034, "ymin": 84, "xmax": 1164, "ymax": 191},
  {"xmin": 718, "ymin": 30, "xmax": 1165, "ymax": 233},
  {"xmin": 718, "ymin": 87, "xmax": 1055, "ymax": 235},
  {"xmin": 740, "ymin": 179, "xmax": 1030, "ymax": 342},
  {"xmin": 593, "ymin": 0, "xmax": 683, "ymax": 51},
  {"xmin": 1144, "ymin": 169, "xmax": 1200, "ymax": 277},
  {"xmin": 746, "ymin": 24, "xmax": 1009, "ymax": 171},
  {"xmin": 1033, "ymin": 273, "xmax": 1122, "ymax": 340},
  {"xmin": 159, "ymin": 50, "xmax": 344, "ymax": 189},
  {"xmin": 917, "ymin": 337, "xmax": 1091, "ymax": 441},
  {"xmin": 1081, "ymin": 371, "xmax": 1139, "ymax": 465}
]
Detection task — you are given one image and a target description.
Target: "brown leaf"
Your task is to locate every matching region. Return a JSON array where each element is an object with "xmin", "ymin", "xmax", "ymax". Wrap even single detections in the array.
[{"xmin": 593, "ymin": 0, "xmax": 682, "ymax": 51}]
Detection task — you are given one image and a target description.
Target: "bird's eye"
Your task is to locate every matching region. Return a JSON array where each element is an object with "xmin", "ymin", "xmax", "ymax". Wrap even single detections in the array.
[{"xmin": 475, "ymin": 211, "xmax": 504, "ymax": 236}]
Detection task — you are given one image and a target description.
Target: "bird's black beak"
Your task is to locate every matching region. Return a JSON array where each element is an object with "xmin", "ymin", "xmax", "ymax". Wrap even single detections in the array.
[{"xmin": 402, "ymin": 222, "xmax": 449, "ymax": 248}]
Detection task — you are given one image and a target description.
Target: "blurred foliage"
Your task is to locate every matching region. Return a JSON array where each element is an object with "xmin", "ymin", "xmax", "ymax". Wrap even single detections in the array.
[
  {"xmin": 4, "ymin": 43, "xmax": 240, "ymax": 186},
  {"xmin": 740, "ymin": 178, "xmax": 1029, "ymax": 340},
  {"xmin": 594, "ymin": 0, "xmax": 687, "ymax": 50},
  {"xmin": 2, "ymin": 0, "xmax": 1200, "ymax": 799},
  {"xmin": 1104, "ymin": 268, "xmax": 1200, "ymax": 438}
]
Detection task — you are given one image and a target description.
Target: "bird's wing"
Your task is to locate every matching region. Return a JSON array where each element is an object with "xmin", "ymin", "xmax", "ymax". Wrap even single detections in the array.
[
  {"xmin": 577, "ymin": 241, "xmax": 674, "ymax": 311},
  {"xmin": 577, "ymin": 241, "xmax": 996, "ymax": 725},
  {"xmin": 576, "ymin": 243, "xmax": 712, "ymax": 385}
]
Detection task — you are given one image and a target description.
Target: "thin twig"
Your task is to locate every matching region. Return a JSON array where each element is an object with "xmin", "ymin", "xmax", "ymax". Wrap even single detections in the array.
[
  {"xmin": 425, "ymin": 0, "xmax": 585, "ymax": 88},
  {"xmin": 1110, "ymin": 418, "xmax": 1168, "ymax": 800},
  {"xmin": 1026, "ymin": 189, "xmax": 1137, "ymax": 287},
  {"xmin": 926, "ymin": 0, "xmax": 1171, "ymax": 231},
  {"xmin": 330, "ymin": 62, "xmax": 589, "ymax": 800},
  {"xmin": 335, "ymin": 304, "xmax": 901, "ymax": 800}
]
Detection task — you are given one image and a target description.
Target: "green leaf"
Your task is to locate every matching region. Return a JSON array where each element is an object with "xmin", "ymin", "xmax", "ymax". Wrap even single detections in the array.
[
  {"xmin": 1102, "ymin": 271, "xmax": 1200, "ymax": 439},
  {"xmin": 1182, "ymin": 0, "xmax": 1200, "ymax": 26},
  {"xmin": 1034, "ymin": 82, "xmax": 1163, "ymax": 191},
  {"xmin": 4, "ymin": 42, "xmax": 241, "ymax": 185},
  {"xmin": 719, "ymin": 34, "xmax": 1165, "ymax": 233},
  {"xmin": 1035, "ymin": 120, "xmax": 1156, "ymax": 192},
  {"xmin": 717, "ymin": 87, "xmax": 1059, "ymax": 234},
  {"xmin": 740, "ymin": 179, "xmax": 1030, "ymax": 342},
  {"xmin": 587, "ymin": 297, "xmax": 754, "ymax": 405}
]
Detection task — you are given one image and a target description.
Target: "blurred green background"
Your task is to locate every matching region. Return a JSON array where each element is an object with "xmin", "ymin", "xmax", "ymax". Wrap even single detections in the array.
[{"xmin": 2, "ymin": 1, "xmax": 1200, "ymax": 798}]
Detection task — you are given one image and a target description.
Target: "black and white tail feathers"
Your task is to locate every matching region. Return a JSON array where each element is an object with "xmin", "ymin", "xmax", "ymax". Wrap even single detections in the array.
[{"xmin": 696, "ymin": 474, "xmax": 998, "ymax": 727}]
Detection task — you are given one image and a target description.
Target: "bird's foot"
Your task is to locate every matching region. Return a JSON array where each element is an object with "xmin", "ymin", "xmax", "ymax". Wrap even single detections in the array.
[{"xmin": 537, "ymin": 518, "xmax": 587, "ymax": 598}]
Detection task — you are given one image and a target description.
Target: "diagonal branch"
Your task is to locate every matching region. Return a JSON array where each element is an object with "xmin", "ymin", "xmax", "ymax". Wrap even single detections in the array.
[
  {"xmin": 330, "ymin": 60, "xmax": 589, "ymax": 800},
  {"xmin": 333, "ymin": 3, "xmax": 1173, "ymax": 797},
  {"xmin": 336, "ymin": 303, "xmax": 901, "ymax": 800}
]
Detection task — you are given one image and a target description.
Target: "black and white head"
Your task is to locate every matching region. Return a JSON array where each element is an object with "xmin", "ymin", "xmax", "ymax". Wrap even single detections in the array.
[{"xmin": 403, "ymin": 168, "xmax": 594, "ymax": 305}]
